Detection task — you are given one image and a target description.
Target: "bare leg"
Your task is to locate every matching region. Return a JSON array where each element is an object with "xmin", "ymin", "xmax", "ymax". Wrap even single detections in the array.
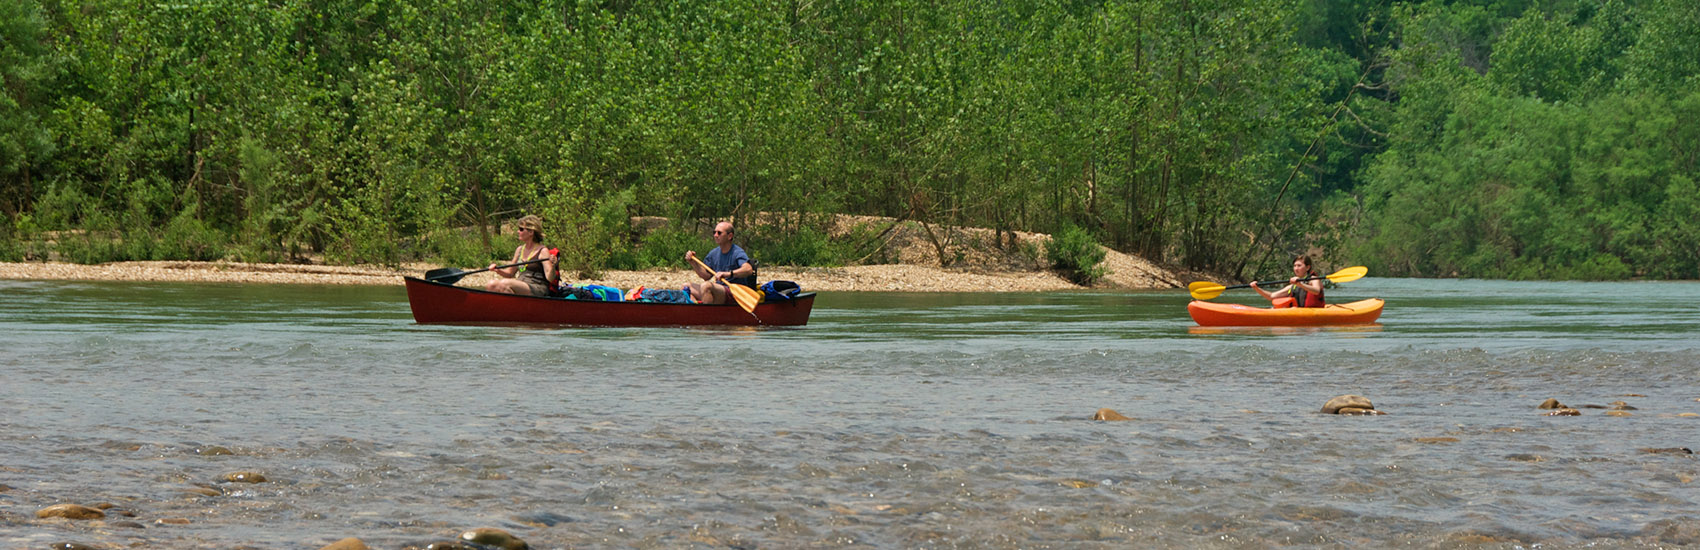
[
  {"xmin": 704, "ymin": 282, "xmax": 728, "ymax": 305},
  {"xmin": 486, "ymin": 279, "xmax": 531, "ymax": 294}
]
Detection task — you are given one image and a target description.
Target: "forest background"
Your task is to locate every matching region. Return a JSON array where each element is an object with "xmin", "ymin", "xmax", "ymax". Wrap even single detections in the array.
[{"xmin": 1, "ymin": 0, "xmax": 1696, "ymax": 282}]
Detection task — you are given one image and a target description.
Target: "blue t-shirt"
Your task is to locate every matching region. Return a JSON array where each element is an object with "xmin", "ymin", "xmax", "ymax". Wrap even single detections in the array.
[{"xmin": 703, "ymin": 245, "xmax": 755, "ymax": 287}]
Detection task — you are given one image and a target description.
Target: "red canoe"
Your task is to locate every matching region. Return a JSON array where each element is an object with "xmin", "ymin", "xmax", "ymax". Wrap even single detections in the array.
[{"xmin": 403, "ymin": 277, "xmax": 815, "ymax": 327}]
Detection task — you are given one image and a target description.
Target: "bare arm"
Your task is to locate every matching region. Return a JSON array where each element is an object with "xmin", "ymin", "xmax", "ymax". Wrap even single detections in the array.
[
  {"xmin": 1294, "ymin": 277, "xmax": 1325, "ymax": 295},
  {"xmin": 1251, "ymin": 281, "xmax": 1292, "ymax": 300},
  {"xmin": 489, "ymin": 247, "xmax": 523, "ymax": 278},
  {"xmin": 685, "ymin": 250, "xmax": 713, "ymax": 281}
]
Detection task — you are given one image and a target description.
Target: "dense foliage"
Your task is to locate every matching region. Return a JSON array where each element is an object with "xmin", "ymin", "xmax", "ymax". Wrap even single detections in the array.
[
  {"xmin": 0, "ymin": 0, "xmax": 1695, "ymax": 279},
  {"xmin": 1348, "ymin": 0, "xmax": 1700, "ymax": 279}
]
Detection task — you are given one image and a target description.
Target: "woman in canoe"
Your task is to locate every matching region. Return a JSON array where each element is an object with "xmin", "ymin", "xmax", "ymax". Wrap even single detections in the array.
[
  {"xmin": 484, "ymin": 215, "xmax": 559, "ymax": 296},
  {"xmin": 1252, "ymin": 255, "xmax": 1324, "ymax": 308}
]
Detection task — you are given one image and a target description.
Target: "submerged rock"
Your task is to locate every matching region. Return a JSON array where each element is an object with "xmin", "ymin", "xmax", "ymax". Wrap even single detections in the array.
[
  {"xmin": 222, "ymin": 471, "xmax": 268, "ymax": 483},
  {"xmin": 49, "ymin": 543, "xmax": 100, "ymax": 550},
  {"xmin": 462, "ymin": 527, "xmax": 530, "ymax": 550},
  {"xmin": 408, "ymin": 542, "xmax": 476, "ymax": 550},
  {"xmin": 1321, "ymin": 395, "xmax": 1376, "ymax": 414},
  {"xmin": 1544, "ymin": 408, "xmax": 1581, "ymax": 416},
  {"xmin": 179, "ymin": 485, "xmax": 222, "ymax": 497},
  {"xmin": 1644, "ymin": 518, "xmax": 1700, "ymax": 545},
  {"xmin": 1639, "ymin": 447, "xmax": 1693, "ymax": 454},
  {"xmin": 1092, "ymin": 408, "xmax": 1131, "ymax": 421},
  {"xmin": 36, "ymin": 504, "xmax": 104, "ymax": 520}
]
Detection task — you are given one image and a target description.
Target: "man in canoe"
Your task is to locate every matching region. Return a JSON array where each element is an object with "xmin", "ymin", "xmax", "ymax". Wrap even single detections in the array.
[
  {"xmin": 1252, "ymin": 255, "xmax": 1325, "ymax": 308},
  {"xmin": 484, "ymin": 215, "xmax": 559, "ymax": 296},
  {"xmin": 684, "ymin": 221, "xmax": 756, "ymax": 305}
]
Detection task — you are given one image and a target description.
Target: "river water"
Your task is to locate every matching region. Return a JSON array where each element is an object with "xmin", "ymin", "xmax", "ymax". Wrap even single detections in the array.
[{"xmin": 2, "ymin": 277, "xmax": 1697, "ymax": 549}]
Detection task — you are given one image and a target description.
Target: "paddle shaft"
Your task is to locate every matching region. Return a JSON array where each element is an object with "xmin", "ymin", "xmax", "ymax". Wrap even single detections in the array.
[
  {"xmin": 425, "ymin": 258, "xmax": 545, "ymax": 282},
  {"xmin": 1221, "ymin": 273, "xmax": 1329, "ymax": 292},
  {"xmin": 688, "ymin": 253, "xmax": 738, "ymax": 281}
]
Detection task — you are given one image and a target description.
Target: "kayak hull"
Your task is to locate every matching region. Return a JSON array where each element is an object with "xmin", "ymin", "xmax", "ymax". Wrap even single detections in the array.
[
  {"xmin": 404, "ymin": 277, "xmax": 814, "ymax": 327},
  {"xmin": 1188, "ymin": 298, "xmax": 1384, "ymax": 327}
]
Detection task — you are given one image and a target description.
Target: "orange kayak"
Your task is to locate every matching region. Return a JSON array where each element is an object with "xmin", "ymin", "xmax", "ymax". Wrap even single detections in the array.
[{"xmin": 1187, "ymin": 298, "xmax": 1384, "ymax": 327}]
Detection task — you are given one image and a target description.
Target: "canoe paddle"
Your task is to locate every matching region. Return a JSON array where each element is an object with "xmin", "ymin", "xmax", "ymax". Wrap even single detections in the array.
[
  {"xmin": 1188, "ymin": 266, "xmax": 1368, "ymax": 300},
  {"xmin": 688, "ymin": 254, "xmax": 762, "ymax": 317},
  {"xmin": 423, "ymin": 258, "xmax": 546, "ymax": 285}
]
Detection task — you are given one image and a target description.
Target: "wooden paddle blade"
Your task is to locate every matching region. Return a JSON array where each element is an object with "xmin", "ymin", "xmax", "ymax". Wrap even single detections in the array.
[
  {"xmin": 728, "ymin": 283, "xmax": 762, "ymax": 316},
  {"xmin": 1326, "ymin": 266, "xmax": 1369, "ymax": 284},
  {"xmin": 1188, "ymin": 285, "xmax": 1227, "ymax": 300}
]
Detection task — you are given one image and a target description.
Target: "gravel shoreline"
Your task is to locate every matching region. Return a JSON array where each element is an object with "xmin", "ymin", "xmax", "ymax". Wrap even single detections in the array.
[{"xmin": 0, "ymin": 259, "xmax": 1184, "ymax": 292}]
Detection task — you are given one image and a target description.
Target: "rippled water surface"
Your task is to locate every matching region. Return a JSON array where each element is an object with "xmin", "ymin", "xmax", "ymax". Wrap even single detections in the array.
[{"xmin": 3, "ymin": 277, "xmax": 1698, "ymax": 549}]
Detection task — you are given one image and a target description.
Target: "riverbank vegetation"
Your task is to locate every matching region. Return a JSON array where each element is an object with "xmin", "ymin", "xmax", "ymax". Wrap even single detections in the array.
[{"xmin": 1, "ymin": 0, "xmax": 1695, "ymax": 280}]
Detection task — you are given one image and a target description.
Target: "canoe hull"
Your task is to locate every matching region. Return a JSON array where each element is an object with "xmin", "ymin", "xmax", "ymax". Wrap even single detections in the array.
[
  {"xmin": 1188, "ymin": 298, "xmax": 1384, "ymax": 327},
  {"xmin": 404, "ymin": 277, "xmax": 814, "ymax": 327}
]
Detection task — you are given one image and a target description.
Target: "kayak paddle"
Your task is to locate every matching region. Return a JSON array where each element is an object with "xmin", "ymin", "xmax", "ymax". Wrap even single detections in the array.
[
  {"xmin": 1188, "ymin": 266, "xmax": 1368, "ymax": 300},
  {"xmin": 424, "ymin": 258, "xmax": 546, "ymax": 285},
  {"xmin": 688, "ymin": 254, "xmax": 761, "ymax": 317}
]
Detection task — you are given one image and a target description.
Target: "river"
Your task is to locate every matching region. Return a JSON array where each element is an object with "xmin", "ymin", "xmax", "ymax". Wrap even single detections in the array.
[{"xmin": 2, "ymin": 277, "xmax": 1697, "ymax": 549}]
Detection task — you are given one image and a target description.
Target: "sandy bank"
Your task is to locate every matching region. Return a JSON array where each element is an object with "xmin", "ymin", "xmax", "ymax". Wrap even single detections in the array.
[{"xmin": 0, "ymin": 255, "xmax": 1185, "ymax": 293}]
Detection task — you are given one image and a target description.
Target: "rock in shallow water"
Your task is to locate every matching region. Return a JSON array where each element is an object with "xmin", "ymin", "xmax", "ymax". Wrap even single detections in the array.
[
  {"xmin": 1321, "ymin": 395, "xmax": 1376, "ymax": 414},
  {"xmin": 461, "ymin": 527, "xmax": 530, "ymax": 550},
  {"xmin": 222, "ymin": 471, "xmax": 268, "ymax": 483},
  {"xmin": 36, "ymin": 504, "xmax": 104, "ymax": 520},
  {"xmin": 1092, "ymin": 408, "xmax": 1131, "ymax": 421},
  {"xmin": 319, "ymin": 538, "xmax": 370, "ymax": 550}
]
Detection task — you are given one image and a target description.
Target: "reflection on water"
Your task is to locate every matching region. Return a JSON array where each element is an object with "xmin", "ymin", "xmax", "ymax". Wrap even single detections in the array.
[
  {"xmin": 1186, "ymin": 323, "xmax": 1385, "ymax": 336},
  {"xmin": 2, "ymin": 278, "xmax": 1699, "ymax": 548}
]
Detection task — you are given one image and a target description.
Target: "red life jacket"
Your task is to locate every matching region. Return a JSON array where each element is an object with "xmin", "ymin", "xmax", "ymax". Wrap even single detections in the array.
[{"xmin": 1293, "ymin": 278, "xmax": 1324, "ymax": 307}]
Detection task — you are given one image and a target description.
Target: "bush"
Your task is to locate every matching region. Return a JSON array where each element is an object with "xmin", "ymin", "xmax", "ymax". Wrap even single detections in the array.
[
  {"xmin": 745, "ymin": 223, "xmax": 854, "ymax": 267},
  {"xmin": 153, "ymin": 205, "xmax": 229, "ymax": 261},
  {"xmin": 609, "ymin": 224, "xmax": 701, "ymax": 271},
  {"xmin": 1047, "ymin": 224, "xmax": 1108, "ymax": 285}
]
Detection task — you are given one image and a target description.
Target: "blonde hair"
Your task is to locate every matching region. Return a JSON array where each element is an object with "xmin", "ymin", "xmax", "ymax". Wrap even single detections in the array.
[{"xmin": 517, "ymin": 215, "xmax": 544, "ymax": 242}]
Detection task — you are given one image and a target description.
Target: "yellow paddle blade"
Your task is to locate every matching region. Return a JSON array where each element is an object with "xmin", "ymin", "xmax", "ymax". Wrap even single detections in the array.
[
  {"xmin": 1326, "ymin": 266, "xmax": 1369, "ymax": 284},
  {"xmin": 1188, "ymin": 282, "xmax": 1227, "ymax": 300}
]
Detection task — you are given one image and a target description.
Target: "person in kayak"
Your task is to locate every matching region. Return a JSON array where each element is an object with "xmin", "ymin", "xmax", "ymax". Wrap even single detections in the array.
[
  {"xmin": 1252, "ymin": 255, "xmax": 1325, "ymax": 308},
  {"xmin": 684, "ymin": 221, "xmax": 756, "ymax": 305},
  {"xmin": 484, "ymin": 215, "xmax": 559, "ymax": 296}
]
